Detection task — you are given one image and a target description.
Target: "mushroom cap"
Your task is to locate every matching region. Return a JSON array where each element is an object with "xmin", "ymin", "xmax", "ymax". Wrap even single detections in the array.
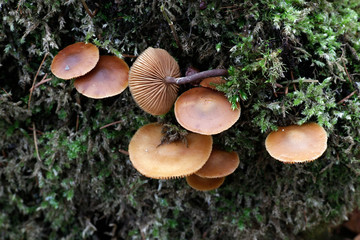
[
  {"xmin": 51, "ymin": 42, "xmax": 99, "ymax": 80},
  {"xmin": 265, "ymin": 122, "xmax": 328, "ymax": 163},
  {"xmin": 128, "ymin": 47, "xmax": 180, "ymax": 115},
  {"xmin": 200, "ymin": 76, "xmax": 226, "ymax": 90},
  {"xmin": 195, "ymin": 149, "xmax": 239, "ymax": 178},
  {"xmin": 174, "ymin": 87, "xmax": 241, "ymax": 135},
  {"xmin": 128, "ymin": 123, "xmax": 213, "ymax": 179},
  {"xmin": 74, "ymin": 55, "xmax": 129, "ymax": 99},
  {"xmin": 186, "ymin": 174, "xmax": 225, "ymax": 191}
]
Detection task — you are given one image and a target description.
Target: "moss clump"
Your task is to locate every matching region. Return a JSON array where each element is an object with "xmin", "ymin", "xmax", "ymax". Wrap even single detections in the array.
[{"xmin": 0, "ymin": 0, "xmax": 359, "ymax": 239}]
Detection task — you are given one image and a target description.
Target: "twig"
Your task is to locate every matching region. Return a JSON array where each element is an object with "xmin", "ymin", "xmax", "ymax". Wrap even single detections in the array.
[
  {"xmin": 160, "ymin": 5, "xmax": 183, "ymax": 51},
  {"xmin": 118, "ymin": 149, "xmax": 129, "ymax": 155},
  {"xmin": 290, "ymin": 70, "xmax": 297, "ymax": 91},
  {"xmin": 1, "ymin": 149, "xmax": 6, "ymax": 159},
  {"xmin": 33, "ymin": 77, "xmax": 52, "ymax": 89},
  {"xmin": 342, "ymin": 59, "xmax": 352, "ymax": 83},
  {"xmin": 28, "ymin": 53, "xmax": 49, "ymax": 109},
  {"xmin": 75, "ymin": 95, "xmax": 81, "ymax": 132},
  {"xmin": 320, "ymin": 161, "xmax": 334, "ymax": 174},
  {"xmin": 273, "ymin": 88, "xmax": 278, "ymax": 98},
  {"xmin": 28, "ymin": 127, "xmax": 44, "ymax": 135},
  {"xmin": 80, "ymin": 0, "xmax": 97, "ymax": 18},
  {"xmin": 32, "ymin": 123, "xmax": 41, "ymax": 162},
  {"xmin": 1, "ymin": 88, "xmax": 11, "ymax": 99},
  {"xmin": 337, "ymin": 90, "xmax": 357, "ymax": 105},
  {"xmin": 279, "ymin": 79, "xmax": 319, "ymax": 84},
  {"xmin": 29, "ymin": 73, "xmax": 48, "ymax": 92},
  {"xmin": 100, "ymin": 120, "xmax": 123, "ymax": 130}
]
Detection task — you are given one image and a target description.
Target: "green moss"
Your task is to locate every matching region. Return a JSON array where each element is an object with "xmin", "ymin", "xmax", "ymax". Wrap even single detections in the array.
[{"xmin": 0, "ymin": 0, "xmax": 359, "ymax": 239}]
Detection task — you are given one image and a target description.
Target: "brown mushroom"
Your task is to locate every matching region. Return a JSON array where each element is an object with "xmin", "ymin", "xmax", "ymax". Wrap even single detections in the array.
[
  {"xmin": 174, "ymin": 87, "xmax": 240, "ymax": 135},
  {"xmin": 186, "ymin": 174, "xmax": 225, "ymax": 191},
  {"xmin": 200, "ymin": 76, "xmax": 226, "ymax": 90},
  {"xmin": 74, "ymin": 55, "xmax": 129, "ymax": 99},
  {"xmin": 128, "ymin": 123, "xmax": 213, "ymax": 179},
  {"xmin": 265, "ymin": 122, "xmax": 328, "ymax": 163},
  {"xmin": 128, "ymin": 47, "xmax": 180, "ymax": 115},
  {"xmin": 195, "ymin": 149, "xmax": 239, "ymax": 178},
  {"xmin": 51, "ymin": 42, "xmax": 99, "ymax": 80}
]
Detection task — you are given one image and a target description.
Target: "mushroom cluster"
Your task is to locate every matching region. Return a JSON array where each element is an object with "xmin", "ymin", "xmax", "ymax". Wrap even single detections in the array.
[
  {"xmin": 51, "ymin": 45, "xmax": 329, "ymax": 191},
  {"xmin": 51, "ymin": 42, "xmax": 129, "ymax": 99},
  {"xmin": 128, "ymin": 123, "xmax": 240, "ymax": 191},
  {"xmin": 127, "ymin": 47, "xmax": 242, "ymax": 191}
]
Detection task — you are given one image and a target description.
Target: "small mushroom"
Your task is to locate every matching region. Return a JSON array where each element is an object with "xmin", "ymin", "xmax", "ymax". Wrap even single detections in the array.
[
  {"xmin": 74, "ymin": 55, "xmax": 129, "ymax": 99},
  {"xmin": 200, "ymin": 76, "xmax": 226, "ymax": 90},
  {"xmin": 186, "ymin": 174, "xmax": 225, "ymax": 191},
  {"xmin": 128, "ymin": 47, "xmax": 180, "ymax": 115},
  {"xmin": 174, "ymin": 87, "xmax": 240, "ymax": 135},
  {"xmin": 265, "ymin": 122, "xmax": 328, "ymax": 163},
  {"xmin": 128, "ymin": 123, "xmax": 213, "ymax": 179},
  {"xmin": 51, "ymin": 42, "xmax": 99, "ymax": 80},
  {"xmin": 195, "ymin": 149, "xmax": 239, "ymax": 178}
]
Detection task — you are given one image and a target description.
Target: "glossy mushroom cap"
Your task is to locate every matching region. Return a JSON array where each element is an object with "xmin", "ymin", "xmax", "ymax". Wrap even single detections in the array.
[
  {"xmin": 265, "ymin": 122, "xmax": 328, "ymax": 163},
  {"xmin": 128, "ymin": 47, "xmax": 180, "ymax": 115},
  {"xmin": 128, "ymin": 123, "xmax": 213, "ymax": 179},
  {"xmin": 200, "ymin": 76, "xmax": 226, "ymax": 90},
  {"xmin": 51, "ymin": 42, "xmax": 99, "ymax": 80},
  {"xmin": 74, "ymin": 56, "xmax": 129, "ymax": 99},
  {"xmin": 186, "ymin": 174, "xmax": 225, "ymax": 191},
  {"xmin": 196, "ymin": 149, "xmax": 239, "ymax": 178},
  {"xmin": 174, "ymin": 87, "xmax": 241, "ymax": 135}
]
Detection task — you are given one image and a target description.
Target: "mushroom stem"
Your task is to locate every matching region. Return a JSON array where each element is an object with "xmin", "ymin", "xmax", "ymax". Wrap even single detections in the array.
[{"xmin": 164, "ymin": 69, "xmax": 228, "ymax": 85}]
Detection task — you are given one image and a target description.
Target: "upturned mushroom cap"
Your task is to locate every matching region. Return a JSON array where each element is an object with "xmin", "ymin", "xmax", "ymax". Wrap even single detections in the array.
[
  {"xmin": 200, "ymin": 76, "xmax": 226, "ymax": 90},
  {"xmin": 265, "ymin": 122, "xmax": 328, "ymax": 163},
  {"xmin": 128, "ymin": 123, "xmax": 213, "ymax": 179},
  {"xmin": 51, "ymin": 42, "xmax": 99, "ymax": 80},
  {"xmin": 74, "ymin": 55, "xmax": 129, "ymax": 99},
  {"xmin": 128, "ymin": 47, "xmax": 180, "ymax": 115},
  {"xmin": 174, "ymin": 87, "xmax": 241, "ymax": 135},
  {"xmin": 186, "ymin": 174, "xmax": 225, "ymax": 191},
  {"xmin": 195, "ymin": 149, "xmax": 239, "ymax": 178}
]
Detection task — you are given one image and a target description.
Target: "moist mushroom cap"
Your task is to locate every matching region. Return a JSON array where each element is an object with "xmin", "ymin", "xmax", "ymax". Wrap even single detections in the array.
[
  {"xmin": 174, "ymin": 87, "xmax": 240, "ymax": 135},
  {"xmin": 196, "ymin": 149, "xmax": 239, "ymax": 178},
  {"xmin": 74, "ymin": 55, "xmax": 129, "ymax": 99},
  {"xmin": 265, "ymin": 122, "xmax": 328, "ymax": 163},
  {"xmin": 128, "ymin": 123, "xmax": 213, "ymax": 179},
  {"xmin": 186, "ymin": 174, "xmax": 225, "ymax": 191},
  {"xmin": 200, "ymin": 76, "xmax": 226, "ymax": 90},
  {"xmin": 51, "ymin": 42, "xmax": 99, "ymax": 80},
  {"xmin": 129, "ymin": 47, "xmax": 180, "ymax": 115}
]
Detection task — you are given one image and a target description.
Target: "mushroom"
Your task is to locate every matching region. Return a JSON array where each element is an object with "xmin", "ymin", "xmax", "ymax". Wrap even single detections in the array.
[
  {"xmin": 200, "ymin": 76, "xmax": 226, "ymax": 90},
  {"xmin": 128, "ymin": 123, "xmax": 213, "ymax": 179},
  {"xmin": 174, "ymin": 87, "xmax": 240, "ymax": 135},
  {"xmin": 195, "ymin": 149, "xmax": 239, "ymax": 178},
  {"xmin": 265, "ymin": 122, "xmax": 328, "ymax": 163},
  {"xmin": 51, "ymin": 42, "xmax": 99, "ymax": 80},
  {"xmin": 128, "ymin": 47, "xmax": 180, "ymax": 115},
  {"xmin": 186, "ymin": 174, "xmax": 225, "ymax": 191},
  {"xmin": 74, "ymin": 55, "xmax": 129, "ymax": 99}
]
